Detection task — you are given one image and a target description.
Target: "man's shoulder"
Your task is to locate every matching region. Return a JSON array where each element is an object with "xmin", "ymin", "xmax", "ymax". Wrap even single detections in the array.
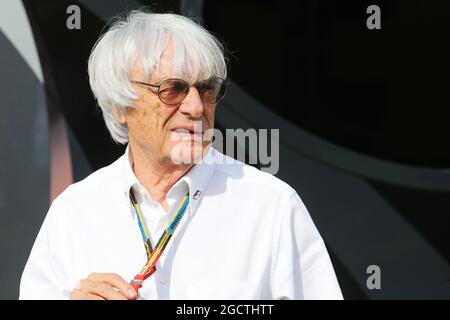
[
  {"xmin": 211, "ymin": 149, "xmax": 296, "ymax": 197},
  {"xmin": 54, "ymin": 154, "xmax": 124, "ymax": 205}
]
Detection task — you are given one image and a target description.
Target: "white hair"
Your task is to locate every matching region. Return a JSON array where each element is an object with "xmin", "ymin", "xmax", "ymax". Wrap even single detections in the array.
[{"xmin": 88, "ymin": 10, "xmax": 227, "ymax": 144}]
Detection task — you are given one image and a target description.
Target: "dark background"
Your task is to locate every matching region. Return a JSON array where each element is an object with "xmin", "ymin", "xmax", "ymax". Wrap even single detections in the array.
[{"xmin": 1, "ymin": 0, "xmax": 449, "ymax": 299}]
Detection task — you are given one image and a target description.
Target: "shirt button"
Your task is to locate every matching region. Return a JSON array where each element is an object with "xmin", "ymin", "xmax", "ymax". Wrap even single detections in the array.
[{"xmin": 159, "ymin": 276, "xmax": 168, "ymax": 284}]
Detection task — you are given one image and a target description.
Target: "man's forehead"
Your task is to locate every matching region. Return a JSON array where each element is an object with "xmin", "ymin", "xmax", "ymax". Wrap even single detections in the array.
[
  {"xmin": 155, "ymin": 39, "xmax": 176, "ymax": 75},
  {"xmin": 132, "ymin": 60, "xmax": 205, "ymax": 84},
  {"xmin": 130, "ymin": 57, "xmax": 175, "ymax": 82},
  {"xmin": 131, "ymin": 37, "xmax": 211, "ymax": 83}
]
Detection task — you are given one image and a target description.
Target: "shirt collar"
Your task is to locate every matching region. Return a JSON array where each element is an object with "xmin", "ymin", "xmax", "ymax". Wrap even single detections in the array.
[
  {"xmin": 121, "ymin": 145, "xmax": 140, "ymax": 198},
  {"xmin": 121, "ymin": 145, "xmax": 216, "ymax": 216}
]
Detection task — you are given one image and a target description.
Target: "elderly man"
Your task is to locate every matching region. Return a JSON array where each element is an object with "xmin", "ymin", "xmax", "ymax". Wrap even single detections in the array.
[{"xmin": 20, "ymin": 10, "xmax": 342, "ymax": 300}]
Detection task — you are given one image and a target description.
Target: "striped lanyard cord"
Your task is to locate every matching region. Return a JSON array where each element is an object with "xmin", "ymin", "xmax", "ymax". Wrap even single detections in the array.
[{"xmin": 128, "ymin": 188, "xmax": 190, "ymax": 293}]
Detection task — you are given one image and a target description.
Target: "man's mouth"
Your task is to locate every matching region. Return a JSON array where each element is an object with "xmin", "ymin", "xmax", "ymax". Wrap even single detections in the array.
[{"xmin": 172, "ymin": 128, "xmax": 203, "ymax": 138}]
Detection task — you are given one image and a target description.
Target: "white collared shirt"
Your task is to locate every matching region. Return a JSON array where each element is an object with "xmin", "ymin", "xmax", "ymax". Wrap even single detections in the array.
[{"xmin": 19, "ymin": 147, "xmax": 343, "ymax": 300}]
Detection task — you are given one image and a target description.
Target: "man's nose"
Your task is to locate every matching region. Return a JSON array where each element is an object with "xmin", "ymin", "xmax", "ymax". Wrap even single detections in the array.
[{"xmin": 178, "ymin": 86, "xmax": 204, "ymax": 118}]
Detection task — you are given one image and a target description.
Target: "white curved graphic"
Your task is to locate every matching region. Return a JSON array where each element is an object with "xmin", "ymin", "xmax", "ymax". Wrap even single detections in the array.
[{"xmin": 0, "ymin": 0, "xmax": 43, "ymax": 82}]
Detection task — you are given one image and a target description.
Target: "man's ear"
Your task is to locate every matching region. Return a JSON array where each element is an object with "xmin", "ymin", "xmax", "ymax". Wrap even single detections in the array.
[{"xmin": 113, "ymin": 108, "xmax": 127, "ymax": 125}]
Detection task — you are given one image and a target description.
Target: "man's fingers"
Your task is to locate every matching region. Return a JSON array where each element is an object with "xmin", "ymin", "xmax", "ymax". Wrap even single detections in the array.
[
  {"xmin": 87, "ymin": 273, "xmax": 137, "ymax": 299},
  {"xmin": 77, "ymin": 279, "xmax": 128, "ymax": 300},
  {"xmin": 70, "ymin": 289, "xmax": 105, "ymax": 300},
  {"xmin": 70, "ymin": 272, "xmax": 138, "ymax": 300}
]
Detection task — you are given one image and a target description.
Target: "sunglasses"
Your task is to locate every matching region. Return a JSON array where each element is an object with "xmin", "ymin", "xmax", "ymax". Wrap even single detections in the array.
[{"xmin": 131, "ymin": 77, "xmax": 229, "ymax": 106}]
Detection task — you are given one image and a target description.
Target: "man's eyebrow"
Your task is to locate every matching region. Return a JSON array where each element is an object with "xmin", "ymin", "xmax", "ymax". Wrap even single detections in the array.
[{"xmin": 144, "ymin": 77, "xmax": 171, "ymax": 85}]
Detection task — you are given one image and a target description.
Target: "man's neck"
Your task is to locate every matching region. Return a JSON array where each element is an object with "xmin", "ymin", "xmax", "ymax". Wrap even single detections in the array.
[{"xmin": 129, "ymin": 144, "xmax": 193, "ymax": 211}]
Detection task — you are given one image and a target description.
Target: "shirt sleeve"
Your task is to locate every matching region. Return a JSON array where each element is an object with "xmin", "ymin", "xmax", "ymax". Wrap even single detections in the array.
[
  {"xmin": 270, "ymin": 192, "xmax": 343, "ymax": 300},
  {"xmin": 19, "ymin": 199, "xmax": 69, "ymax": 300}
]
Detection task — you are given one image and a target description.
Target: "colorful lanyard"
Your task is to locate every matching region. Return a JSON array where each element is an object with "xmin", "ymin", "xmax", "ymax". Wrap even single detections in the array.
[{"xmin": 128, "ymin": 188, "xmax": 190, "ymax": 293}]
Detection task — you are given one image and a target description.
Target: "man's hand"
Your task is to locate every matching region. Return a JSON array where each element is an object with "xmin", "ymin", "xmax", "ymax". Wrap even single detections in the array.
[{"xmin": 70, "ymin": 273, "xmax": 138, "ymax": 300}]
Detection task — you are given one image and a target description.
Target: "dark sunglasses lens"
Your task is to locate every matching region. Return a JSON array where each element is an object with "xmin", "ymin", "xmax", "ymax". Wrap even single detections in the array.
[
  {"xmin": 159, "ymin": 79, "xmax": 189, "ymax": 105},
  {"xmin": 198, "ymin": 78, "xmax": 228, "ymax": 103}
]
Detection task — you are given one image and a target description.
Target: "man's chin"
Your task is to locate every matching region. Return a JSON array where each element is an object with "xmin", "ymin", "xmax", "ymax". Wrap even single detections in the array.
[{"xmin": 169, "ymin": 143, "xmax": 209, "ymax": 165}]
